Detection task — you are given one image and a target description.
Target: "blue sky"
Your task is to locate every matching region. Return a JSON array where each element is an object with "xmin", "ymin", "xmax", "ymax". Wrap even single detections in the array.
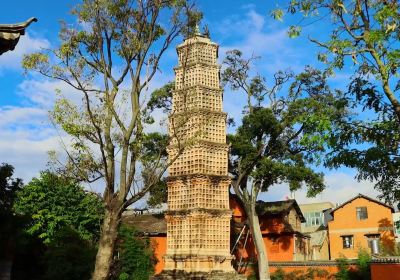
[{"xmin": 0, "ymin": 0, "xmax": 380, "ymax": 205}]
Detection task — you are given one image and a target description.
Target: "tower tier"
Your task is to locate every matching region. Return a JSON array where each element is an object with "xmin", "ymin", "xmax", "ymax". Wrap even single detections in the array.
[
  {"xmin": 172, "ymin": 86, "xmax": 222, "ymax": 113},
  {"xmin": 169, "ymin": 110, "xmax": 227, "ymax": 145},
  {"xmin": 165, "ymin": 210, "xmax": 231, "ymax": 257},
  {"xmin": 167, "ymin": 175, "xmax": 230, "ymax": 210},
  {"xmin": 167, "ymin": 142, "xmax": 228, "ymax": 177}
]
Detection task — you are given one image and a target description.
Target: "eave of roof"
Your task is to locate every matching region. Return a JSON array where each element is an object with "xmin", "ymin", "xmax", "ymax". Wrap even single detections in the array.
[
  {"xmin": 0, "ymin": 18, "xmax": 37, "ymax": 34},
  {"xmin": 0, "ymin": 18, "xmax": 37, "ymax": 55},
  {"xmin": 330, "ymin": 193, "xmax": 394, "ymax": 214}
]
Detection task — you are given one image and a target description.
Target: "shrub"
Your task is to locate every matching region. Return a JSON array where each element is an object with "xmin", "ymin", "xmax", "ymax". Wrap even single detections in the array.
[
  {"xmin": 113, "ymin": 225, "xmax": 154, "ymax": 280},
  {"xmin": 41, "ymin": 227, "xmax": 97, "ymax": 280}
]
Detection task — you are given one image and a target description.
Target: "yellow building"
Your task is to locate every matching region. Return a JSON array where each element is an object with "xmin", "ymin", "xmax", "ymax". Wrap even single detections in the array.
[{"xmin": 328, "ymin": 194, "xmax": 395, "ymax": 259}]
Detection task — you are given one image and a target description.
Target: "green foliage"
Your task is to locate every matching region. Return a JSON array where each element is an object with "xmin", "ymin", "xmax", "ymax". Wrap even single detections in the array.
[
  {"xmin": 147, "ymin": 82, "xmax": 175, "ymax": 113},
  {"xmin": 271, "ymin": 9, "xmax": 284, "ymax": 21},
  {"xmin": 0, "ymin": 163, "xmax": 23, "ymax": 212},
  {"xmin": 225, "ymin": 57, "xmax": 347, "ymax": 198},
  {"xmin": 271, "ymin": 267, "xmax": 331, "ymax": 280},
  {"xmin": 357, "ymin": 248, "xmax": 371, "ymax": 280},
  {"xmin": 335, "ymin": 250, "xmax": 371, "ymax": 280},
  {"xmin": 271, "ymin": 268, "xmax": 285, "ymax": 280},
  {"xmin": 224, "ymin": 50, "xmax": 347, "ymax": 279},
  {"xmin": 287, "ymin": 26, "xmax": 301, "ymax": 38},
  {"xmin": 272, "ymin": 0, "xmax": 400, "ymax": 207},
  {"xmin": 113, "ymin": 226, "xmax": 154, "ymax": 280},
  {"xmin": 0, "ymin": 163, "xmax": 24, "ymax": 259},
  {"xmin": 22, "ymin": 1, "xmax": 202, "ymax": 275},
  {"xmin": 335, "ymin": 257, "xmax": 351, "ymax": 280},
  {"xmin": 41, "ymin": 227, "xmax": 97, "ymax": 280},
  {"xmin": 14, "ymin": 172, "xmax": 104, "ymax": 244},
  {"xmin": 147, "ymin": 179, "xmax": 167, "ymax": 207}
]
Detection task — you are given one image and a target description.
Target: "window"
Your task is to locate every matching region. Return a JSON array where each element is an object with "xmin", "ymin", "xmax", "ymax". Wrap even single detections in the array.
[
  {"xmin": 366, "ymin": 234, "xmax": 380, "ymax": 249},
  {"xmin": 304, "ymin": 212, "xmax": 323, "ymax": 227},
  {"xmin": 342, "ymin": 235, "xmax": 354, "ymax": 249},
  {"xmin": 356, "ymin": 207, "xmax": 368, "ymax": 220},
  {"xmin": 395, "ymin": 221, "xmax": 400, "ymax": 235}
]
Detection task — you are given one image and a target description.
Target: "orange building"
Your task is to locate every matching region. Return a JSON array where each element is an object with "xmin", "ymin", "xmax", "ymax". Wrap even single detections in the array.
[
  {"xmin": 122, "ymin": 213, "xmax": 167, "ymax": 275},
  {"xmin": 230, "ymin": 195, "xmax": 311, "ymax": 273},
  {"xmin": 327, "ymin": 194, "xmax": 395, "ymax": 259}
]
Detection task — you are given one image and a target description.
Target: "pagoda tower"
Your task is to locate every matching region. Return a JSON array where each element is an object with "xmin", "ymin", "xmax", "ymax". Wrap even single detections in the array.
[{"xmin": 153, "ymin": 31, "xmax": 245, "ymax": 279}]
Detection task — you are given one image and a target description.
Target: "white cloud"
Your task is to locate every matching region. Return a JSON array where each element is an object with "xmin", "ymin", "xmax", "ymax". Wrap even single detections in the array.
[
  {"xmin": 261, "ymin": 171, "xmax": 380, "ymax": 206},
  {"xmin": 18, "ymin": 78, "xmax": 83, "ymax": 109},
  {"xmin": 0, "ymin": 33, "xmax": 50, "ymax": 73},
  {"xmin": 216, "ymin": 9, "xmax": 302, "ymax": 73},
  {"xmin": 0, "ymin": 105, "xmax": 59, "ymax": 181},
  {"xmin": 0, "ymin": 106, "xmax": 46, "ymax": 127},
  {"xmin": 0, "ymin": 135, "xmax": 60, "ymax": 182}
]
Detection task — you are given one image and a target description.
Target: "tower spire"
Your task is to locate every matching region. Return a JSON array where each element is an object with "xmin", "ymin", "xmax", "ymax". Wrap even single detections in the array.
[{"xmin": 194, "ymin": 23, "xmax": 201, "ymax": 36}]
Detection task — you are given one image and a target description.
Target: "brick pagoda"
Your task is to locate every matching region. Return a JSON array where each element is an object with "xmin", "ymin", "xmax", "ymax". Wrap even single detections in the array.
[{"xmin": 152, "ymin": 30, "xmax": 244, "ymax": 279}]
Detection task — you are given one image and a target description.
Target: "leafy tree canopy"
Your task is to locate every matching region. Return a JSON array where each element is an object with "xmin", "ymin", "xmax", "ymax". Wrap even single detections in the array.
[
  {"xmin": 14, "ymin": 172, "xmax": 104, "ymax": 244},
  {"xmin": 0, "ymin": 163, "xmax": 23, "ymax": 212},
  {"xmin": 224, "ymin": 50, "xmax": 348, "ymax": 201},
  {"xmin": 272, "ymin": 0, "xmax": 400, "ymax": 206}
]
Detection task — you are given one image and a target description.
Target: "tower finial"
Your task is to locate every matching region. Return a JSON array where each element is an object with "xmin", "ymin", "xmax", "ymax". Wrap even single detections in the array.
[{"xmin": 194, "ymin": 23, "xmax": 201, "ymax": 36}]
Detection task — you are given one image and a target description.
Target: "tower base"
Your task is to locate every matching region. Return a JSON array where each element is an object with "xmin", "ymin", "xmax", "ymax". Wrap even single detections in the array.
[{"xmin": 150, "ymin": 270, "xmax": 247, "ymax": 280}]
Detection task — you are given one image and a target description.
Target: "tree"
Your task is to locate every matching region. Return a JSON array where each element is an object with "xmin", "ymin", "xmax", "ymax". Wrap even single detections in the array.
[
  {"xmin": 222, "ymin": 50, "xmax": 347, "ymax": 280},
  {"xmin": 0, "ymin": 163, "xmax": 23, "ymax": 211},
  {"xmin": 0, "ymin": 163, "xmax": 23, "ymax": 259},
  {"xmin": 22, "ymin": 1, "xmax": 200, "ymax": 279},
  {"xmin": 14, "ymin": 171, "xmax": 104, "ymax": 244},
  {"xmin": 272, "ymin": 0, "xmax": 400, "ymax": 206},
  {"xmin": 112, "ymin": 226, "xmax": 154, "ymax": 280}
]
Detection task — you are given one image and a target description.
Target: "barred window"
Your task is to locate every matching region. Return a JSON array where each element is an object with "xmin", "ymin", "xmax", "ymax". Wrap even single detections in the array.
[
  {"xmin": 356, "ymin": 207, "xmax": 368, "ymax": 220},
  {"xmin": 342, "ymin": 235, "xmax": 353, "ymax": 249}
]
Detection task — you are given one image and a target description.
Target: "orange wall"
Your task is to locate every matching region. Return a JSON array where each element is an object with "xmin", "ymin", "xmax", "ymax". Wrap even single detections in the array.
[
  {"xmin": 328, "ymin": 197, "xmax": 395, "ymax": 259},
  {"xmin": 371, "ymin": 263, "xmax": 400, "ymax": 280},
  {"xmin": 235, "ymin": 235, "xmax": 295, "ymax": 263},
  {"xmin": 150, "ymin": 236, "xmax": 167, "ymax": 275}
]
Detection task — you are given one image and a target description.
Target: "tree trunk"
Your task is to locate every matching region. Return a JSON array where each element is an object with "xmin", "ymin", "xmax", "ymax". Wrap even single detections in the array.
[
  {"xmin": 246, "ymin": 204, "xmax": 271, "ymax": 280},
  {"xmin": 92, "ymin": 207, "xmax": 121, "ymax": 280}
]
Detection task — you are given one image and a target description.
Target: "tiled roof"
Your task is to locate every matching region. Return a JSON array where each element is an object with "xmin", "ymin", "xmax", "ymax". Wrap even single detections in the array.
[
  {"xmin": 370, "ymin": 257, "xmax": 400, "ymax": 263},
  {"xmin": 122, "ymin": 213, "xmax": 166, "ymax": 235},
  {"xmin": 256, "ymin": 199, "xmax": 306, "ymax": 223}
]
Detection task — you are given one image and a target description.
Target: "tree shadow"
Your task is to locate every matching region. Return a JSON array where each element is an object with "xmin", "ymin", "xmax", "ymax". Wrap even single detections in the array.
[{"xmin": 378, "ymin": 218, "xmax": 395, "ymax": 254}]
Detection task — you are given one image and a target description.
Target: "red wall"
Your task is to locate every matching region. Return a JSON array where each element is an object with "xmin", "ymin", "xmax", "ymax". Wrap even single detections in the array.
[{"xmin": 370, "ymin": 263, "xmax": 400, "ymax": 280}]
